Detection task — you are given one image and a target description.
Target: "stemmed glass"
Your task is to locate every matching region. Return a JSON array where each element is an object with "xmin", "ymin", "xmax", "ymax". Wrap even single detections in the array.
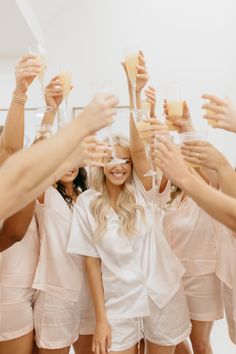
[
  {"xmin": 59, "ymin": 69, "xmax": 72, "ymax": 123},
  {"xmin": 92, "ymin": 82, "xmax": 126, "ymax": 166},
  {"xmin": 28, "ymin": 44, "xmax": 52, "ymax": 115},
  {"xmin": 135, "ymin": 109, "xmax": 157, "ymax": 177},
  {"xmin": 124, "ymin": 49, "xmax": 139, "ymax": 119},
  {"xmin": 165, "ymin": 82, "xmax": 183, "ymax": 131}
]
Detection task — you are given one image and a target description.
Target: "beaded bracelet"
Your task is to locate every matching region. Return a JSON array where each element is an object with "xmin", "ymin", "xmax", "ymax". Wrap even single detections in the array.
[{"xmin": 12, "ymin": 91, "xmax": 28, "ymax": 105}]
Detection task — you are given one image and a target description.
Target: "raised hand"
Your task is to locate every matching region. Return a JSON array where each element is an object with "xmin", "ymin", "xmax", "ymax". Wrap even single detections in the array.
[
  {"xmin": 15, "ymin": 54, "xmax": 43, "ymax": 95},
  {"xmin": 202, "ymin": 94, "xmax": 236, "ymax": 133},
  {"xmin": 152, "ymin": 136, "xmax": 192, "ymax": 187},
  {"xmin": 80, "ymin": 93, "xmax": 119, "ymax": 134},
  {"xmin": 180, "ymin": 140, "xmax": 230, "ymax": 172},
  {"xmin": 122, "ymin": 50, "xmax": 149, "ymax": 102},
  {"xmin": 135, "ymin": 51, "xmax": 149, "ymax": 94},
  {"xmin": 164, "ymin": 99, "xmax": 194, "ymax": 133},
  {"xmin": 80, "ymin": 135, "xmax": 110, "ymax": 167},
  {"xmin": 44, "ymin": 76, "xmax": 64, "ymax": 109},
  {"xmin": 144, "ymin": 86, "xmax": 156, "ymax": 118}
]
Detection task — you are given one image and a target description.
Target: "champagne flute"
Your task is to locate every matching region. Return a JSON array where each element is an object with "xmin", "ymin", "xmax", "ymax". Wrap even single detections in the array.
[
  {"xmin": 92, "ymin": 82, "xmax": 126, "ymax": 166},
  {"xmin": 28, "ymin": 44, "xmax": 52, "ymax": 114},
  {"xmin": 165, "ymin": 82, "xmax": 183, "ymax": 131},
  {"xmin": 124, "ymin": 48, "xmax": 139, "ymax": 119},
  {"xmin": 59, "ymin": 69, "xmax": 72, "ymax": 123}
]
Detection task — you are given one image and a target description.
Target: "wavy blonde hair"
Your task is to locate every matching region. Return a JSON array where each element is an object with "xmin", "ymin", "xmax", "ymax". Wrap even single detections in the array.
[{"xmin": 90, "ymin": 135, "xmax": 144, "ymax": 239}]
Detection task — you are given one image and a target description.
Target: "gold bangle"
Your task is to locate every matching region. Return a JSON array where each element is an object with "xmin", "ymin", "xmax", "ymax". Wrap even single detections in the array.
[{"xmin": 12, "ymin": 91, "xmax": 28, "ymax": 105}]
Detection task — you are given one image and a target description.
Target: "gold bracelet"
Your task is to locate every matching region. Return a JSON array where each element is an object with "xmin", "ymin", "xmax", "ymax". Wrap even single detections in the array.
[{"xmin": 12, "ymin": 91, "xmax": 28, "ymax": 105}]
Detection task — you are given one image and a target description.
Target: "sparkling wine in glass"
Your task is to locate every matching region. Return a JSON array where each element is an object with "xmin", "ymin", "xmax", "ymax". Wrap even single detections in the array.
[{"xmin": 165, "ymin": 82, "xmax": 183, "ymax": 131}]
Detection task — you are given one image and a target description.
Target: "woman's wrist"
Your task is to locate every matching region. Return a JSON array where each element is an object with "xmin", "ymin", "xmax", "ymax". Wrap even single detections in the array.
[{"xmin": 12, "ymin": 90, "xmax": 27, "ymax": 105}]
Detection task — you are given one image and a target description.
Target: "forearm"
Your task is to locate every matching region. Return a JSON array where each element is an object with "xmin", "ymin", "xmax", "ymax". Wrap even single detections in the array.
[
  {"xmin": 41, "ymin": 110, "xmax": 57, "ymax": 126},
  {"xmin": 85, "ymin": 257, "xmax": 107, "ymax": 322},
  {"xmin": 0, "ymin": 117, "xmax": 88, "ymax": 220},
  {"xmin": 0, "ymin": 96, "xmax": 25, "ymax": 163},
  {"xmin": 179, "ymin": 173, "xmax": 236, "ymax": 232},
  {"xmin": 0, "ymin": 201, "xmax": 35, "ymax": 252},
  {"xmin": 217, "ymin": 165, "xmax": 236, "ymax": 197}
]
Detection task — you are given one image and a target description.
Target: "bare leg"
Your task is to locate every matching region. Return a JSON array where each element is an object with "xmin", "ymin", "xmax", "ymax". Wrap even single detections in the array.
[
  {"xmin": 135, "ymin": 339, "xmax": 145, "ymax": 354},
  {"xmin": 175, "ymin": 340, "xmax": 192, "ymax": 354},
  {"xmin": 190, "ymin": 320, "xmax": 213, "ymax": 354},
  {"xmin": 0, "ymin": 331, "xmax": 34, "ymax": 354},
  {"xmin": 38, "ymin": 347, "xmax": 70, "ymax": 354},
  {"xmin": 146, "ymin": 340, "xmax": 175, "ymax": 354},
  {"xmin": 33, "ymin": 341, "xmax": 39, "ymax": 354},
  {"xmin": 73, "ymin": 335, "xmax": 93, "ymax": 354}
]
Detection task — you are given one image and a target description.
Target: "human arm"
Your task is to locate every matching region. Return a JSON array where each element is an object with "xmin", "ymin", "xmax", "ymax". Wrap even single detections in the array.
[
  {"xmin": 0, "ymin": 93, "xmax": 118, "ymax": 220},
  {"xmin": 39, "ymin": 75, "xmax": 64, "ymax": 127},
  {"xmin": 180, "ymin": 140, "xmax": 236, "ymax": 194},
  {"xmin": 144, "ymin": 86, "xmax": 157, "ymax": 118},
  {"xmin": 0, "ymin": 54, "xmax": 42, "ymax": 163},
  {"xmin": 122, "ymin": 52, "xmax": 154, "ymax": 189},
  {"xmin": 153, "ymin": 137, "xmax": 236, "ymax": 233},
  {"xmin": 164, "ymin": 99, "xmax": 194, "ymax": 133},
  {"xmin": 202, "ymin": 94, "xmax": 236, "ymax": 133},
  {"xmin": 0, "ymin": 202, "xmax": 35, "ymax": 252},
  {"xmin": 86, "ymin": 257, "xmax": 111, "ymax": 354}
]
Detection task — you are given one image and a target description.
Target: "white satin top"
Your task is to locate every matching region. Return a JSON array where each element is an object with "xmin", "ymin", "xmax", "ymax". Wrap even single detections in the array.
[{"xmin": 67, "ymin": 172, "xmax": 185, "ymax": 319}]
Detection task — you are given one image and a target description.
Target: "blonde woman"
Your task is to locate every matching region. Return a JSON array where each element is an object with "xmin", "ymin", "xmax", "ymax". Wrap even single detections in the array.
[{"xmin": 66, "ymin": 132, "xmax": 191, "ymax": 354}]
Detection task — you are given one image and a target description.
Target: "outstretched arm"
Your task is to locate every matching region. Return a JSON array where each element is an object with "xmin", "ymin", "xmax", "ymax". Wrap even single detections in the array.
[
  {"xmin": 0, "ymin": 93, "xmax": 118, "ymax": 221},
  {"xmin": 153, "ymin": 137, "xmax": 236, "ymax": 234}
]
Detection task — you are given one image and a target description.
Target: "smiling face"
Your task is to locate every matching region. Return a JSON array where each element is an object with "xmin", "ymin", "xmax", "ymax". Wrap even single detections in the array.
[
  {"xmin": 103, "ymin": 145, "xmax": 132, "ymax": 186},
  {"xmin": 60, "ymin": 168, "xmax": 79, "ymax": 184}
]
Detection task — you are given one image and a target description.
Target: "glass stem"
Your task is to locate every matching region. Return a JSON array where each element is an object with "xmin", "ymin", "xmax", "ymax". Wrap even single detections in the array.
[
  {"xmin": 107, "ymin": 124, "xmax": 115, "ymax": 158},
  {"xmin": 40, "ymin": 82, "xmax": 45, "ymax": 107}
]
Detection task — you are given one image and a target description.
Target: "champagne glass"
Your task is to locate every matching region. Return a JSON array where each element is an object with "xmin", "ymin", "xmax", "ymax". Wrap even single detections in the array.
[
  {"xmin": 165, "ymin": 82, "xmax": 183, "ymax": 131},
  {"xmin": 59, "ymin": 69, "xmax": 72, "ymax": 123},
  {"xmin": 153, "ymin": 131, "xmax": 172, "ymax": 182},
  {"xmin": 180, "ymin": 131, "xmax": 208, "ymax": 168},
  {"xmin": 124, "ymin": 48, "xmax": 139, "ymax": 119},
  {"xmin": 28, "ymin": 44, "xmax": 52, "ymax": 114},
  {"xmin": 136, "ymin": 109, "xmax": 157, "ymax": 177},
  {"xmin": 92, "ymin": 82, "xmax": 126, "ymax": 166}
]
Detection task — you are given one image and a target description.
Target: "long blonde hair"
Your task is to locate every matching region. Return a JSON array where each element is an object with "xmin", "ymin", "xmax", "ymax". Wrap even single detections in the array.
[{"xmin": 90, "ymin": 135, "xmax": 144, "ymax": 239}]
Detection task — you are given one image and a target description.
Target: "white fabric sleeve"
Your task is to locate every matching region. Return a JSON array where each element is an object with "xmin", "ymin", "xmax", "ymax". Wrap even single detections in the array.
[{"xmin": 66, "ymin": 196, "xmax": 100, "ymax": 258}]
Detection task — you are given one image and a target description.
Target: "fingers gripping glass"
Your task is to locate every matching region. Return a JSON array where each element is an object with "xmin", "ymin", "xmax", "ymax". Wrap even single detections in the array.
[
  {"xmin": 92, "ymin": 82, "xmax": 126, "ymax": 166},
  {"xmin": 135, "ymin": 109, "xmax": 157, "ymax": 177}
]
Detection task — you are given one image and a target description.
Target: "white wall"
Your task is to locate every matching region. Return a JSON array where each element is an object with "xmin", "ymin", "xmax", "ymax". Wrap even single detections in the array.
[{"xmin": 1, "ymin": 0, "xmax": 236, "ymax": 159}]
